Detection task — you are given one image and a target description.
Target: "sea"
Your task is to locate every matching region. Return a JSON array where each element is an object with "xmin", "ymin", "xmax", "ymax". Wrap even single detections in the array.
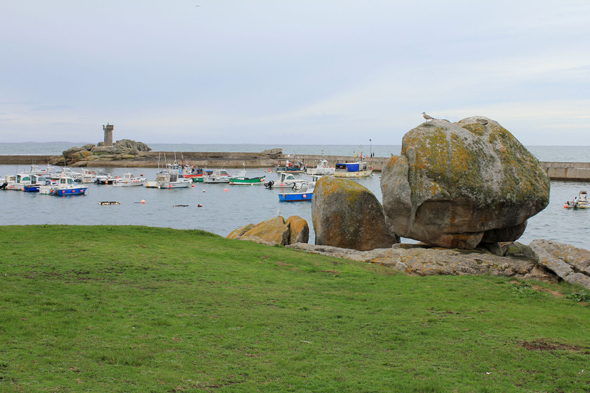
[{"xmin": 1, "ymin": 142, "xmax": 589, "ymax": 250}]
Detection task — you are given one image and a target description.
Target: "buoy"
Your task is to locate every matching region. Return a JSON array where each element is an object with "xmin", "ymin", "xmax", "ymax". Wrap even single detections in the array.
[
  {"xmin": 203, "ymin": 189, "xmax": 206, "ymax": 192},
  {"xmin": 303, "ymin": 194, "xmax": 307, "ymax": 198},
  {"xmin": 224, "ymin": 188, "xmax": 228, "ymax": 192},
  {"xmin": 564, "ymin": 204, "xmax": 568, "ymax": 208},
  {"xmin": 192, "ymin": 184, "xmax": 195, "ymax": 187},
  {"xmin": 198, "ymin": 204, "xmax": 202, "ymax": 207},
  {"xmin": 169, "ymin": 185, "xmax": 172, "ymax": 188},
  {"xmin": 141, "ymin": 200, "xmax": 145, "ymax": 204}
]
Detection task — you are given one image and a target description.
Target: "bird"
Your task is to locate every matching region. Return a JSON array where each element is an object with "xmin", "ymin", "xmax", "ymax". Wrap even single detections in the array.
[{"xmin": 422, "ymin": 112, "xmax": 435, "ymax": 121}]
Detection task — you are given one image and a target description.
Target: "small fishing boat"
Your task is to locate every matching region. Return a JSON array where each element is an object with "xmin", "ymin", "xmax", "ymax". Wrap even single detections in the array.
[
  {"xmin": 182, "ymin": 166, "xmax": 207, "ymax": 181},
  {"xmin": 95, "ymin": 173, "xmax": 118, "ymax": 185},
  {"xmin": 154, "ymin": 164, "xmax": 191, "ymax": 189},
  {"xmin": 276, "ymin": 159, "xmax": 307, "ymax": 174},
  {"xmin": 203, "ymin": 169, "xmax": 231, "ymax": 184},
  {"xmin": 49, "ymin": 176, "xmax": 88, "ymax": 196},
  {"xmin": 113, "ymin": 173, "xmax": 147, "ymax": 187},
  {"xmin": 80, "ymin": 169, "xmax": 98, "ymax": 183},
  {"xmin": 279, "ymin": 191, "xmax": 313, "ymax": 202},
  {"xmin": 264, "ymin": 172, "xmax": 306, "ymax": 189},
  {"xmin": 333, "ymin": 161, "xmax": 373, "ymax": 178},
  {"xmin": 22, "ymin": 174, "xmax": 49, "ymax": 192},
  {"xmin": 564, "ymin": 191, "xmax": 590, "ymax": 209},
  {"xmin": 229, "ymin": 166, "xmax": 265, "ymax": 185},
  {"xmin": 306, "ymin": 159, "xmax": 334, "ymax": 175}
]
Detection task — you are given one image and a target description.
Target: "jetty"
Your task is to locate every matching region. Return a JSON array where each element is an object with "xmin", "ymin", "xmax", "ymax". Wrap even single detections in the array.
[{"xmin": 0, "ymin": 153, "xmax": 588, "ymax": 181}]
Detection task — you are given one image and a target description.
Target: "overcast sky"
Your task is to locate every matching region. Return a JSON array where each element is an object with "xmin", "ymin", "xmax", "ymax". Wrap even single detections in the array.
[{"xmin": 1, "ymin": 0, "xmax": 589, "ymax": 146}]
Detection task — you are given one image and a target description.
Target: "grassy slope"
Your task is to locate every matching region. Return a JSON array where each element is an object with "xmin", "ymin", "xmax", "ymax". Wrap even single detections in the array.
[{"xmin": 0, "ymin": 225, "xmax": 589, "ymax": 393}]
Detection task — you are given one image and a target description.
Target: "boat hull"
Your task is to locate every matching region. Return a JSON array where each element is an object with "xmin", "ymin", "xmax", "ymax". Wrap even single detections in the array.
[
  {"xmin": 229, "ymin": 177, "xmax": 266, "ymax": 185},
  {"xmin": 51, "ymin": 187, "xmax": 88, "ymax": 196},
  {"xmin": 333, "ymin": 170, "xmax": 373, "ymax": 178},
  {"xmin": 279, "ymin": 192, "xmax": 313, "ymax": 202}
]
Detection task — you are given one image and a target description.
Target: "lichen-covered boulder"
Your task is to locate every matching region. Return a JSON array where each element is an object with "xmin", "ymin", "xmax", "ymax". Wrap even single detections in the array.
[
  {"xmin": 227, "ymin": 223, "xmax": 256, "ymax": 239},
  {"xmin": 529, "ymin": 239, "xmax": 590, "ymax": 289},
  {"xmin": 312, "ymin": 176, "xmax": 398, "ymax": 251},
  {"xmin": 63, "ymin": 146, "xmax": 84, "ymax": 158},
  {"xmin": 381, "ymin": 117, "xmax": 550, "ymax": 249},
  {"xmin": 242, "ymin": 216, "xmax": 290, "ymax": 246},
  {"xmin": 286, "ymin": 215, "xmax": 309, "ymax": 244}
]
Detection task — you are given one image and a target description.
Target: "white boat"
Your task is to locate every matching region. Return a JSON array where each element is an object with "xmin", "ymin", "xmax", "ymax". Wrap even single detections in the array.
[
  {"xmin": 80, "ymin": 169, "xmax": 98, "ymax": 184},
  {"xmin": 202, "ymin": 169, "xmax": 231, "ymax": 184},
  {"xmin": 113, "ymin": 173, "xmax": 147, "ymax": 187},
  {"xmin": 44, "ymin": 176, "xmax": 88, "ymax": 196},
  {"xmin": 264, "ymin": 172, "xmax": 307, "ymax": 189},
  {"xmin": 564, "ymin": 191, "xmax": 590, "ymax": 209},
  {"xmin": 306, "ymin": 159, "xmax": 335, "ymax": 175},
  {"xmin": 333, "ymin": 161, "xmax": 373, "ymax": 178},
  {"xmin": 154, "ymin": 164, "xmax": 191, "ymax": 189}
]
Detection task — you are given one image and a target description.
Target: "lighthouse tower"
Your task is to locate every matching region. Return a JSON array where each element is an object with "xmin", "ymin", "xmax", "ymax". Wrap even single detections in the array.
[{"xmin": 103, "ymin": 123, "xmax": 114, "ymax": 146}]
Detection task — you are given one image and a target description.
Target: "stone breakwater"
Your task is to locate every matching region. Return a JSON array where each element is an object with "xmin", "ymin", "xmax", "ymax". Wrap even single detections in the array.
[{"xmin": 0, "ymin": 153, "xmax": 587, "ymax": 179}]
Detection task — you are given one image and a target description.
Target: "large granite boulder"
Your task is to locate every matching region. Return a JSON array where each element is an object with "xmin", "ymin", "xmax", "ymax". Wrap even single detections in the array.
[
  {"xmin": 114, "ymin": 139, "xmax": 151, "ymax": 152},
  {"xmin": 312, "ymin": 176, "xmax": 398, "ymax": 251},
  {"xmin": 381, "ymin": 117, "xmax": 550, "ymax": 249}
]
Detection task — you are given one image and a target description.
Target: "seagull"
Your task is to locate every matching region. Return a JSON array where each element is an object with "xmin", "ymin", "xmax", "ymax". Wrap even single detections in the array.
[{"xmin": 422, "ymin": 112, "xmax": 435, "ymax": 121}]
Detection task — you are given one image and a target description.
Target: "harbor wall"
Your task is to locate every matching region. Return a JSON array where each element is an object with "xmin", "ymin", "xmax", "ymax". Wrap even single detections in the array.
[{"xmin": 1, "ymin": 154, "xmax": 589, "ymax": 181}]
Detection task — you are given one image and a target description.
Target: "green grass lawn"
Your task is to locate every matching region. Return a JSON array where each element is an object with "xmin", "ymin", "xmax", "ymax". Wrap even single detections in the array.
[{"xmin": 1, "ymin": 225, "xmax": 589, "ymax": 392}]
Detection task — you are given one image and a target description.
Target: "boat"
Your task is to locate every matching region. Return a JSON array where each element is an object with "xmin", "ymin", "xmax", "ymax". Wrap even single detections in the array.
[
  {"xmin": 203, "ymin": 169, "xmax": 231, "ymax": 184},
  {"xmin": 182, "ymin": 166, "xmax": 207, "ymax": 181},
  {"xmin": 95, "ymin": 173, "xmax": 118, "ymax": 185},
  {"xmin": 113, "ymin": 173, "xmax": 147, "ymax": 187},
  {"xmin": 279, "ymin": 185, "xmax": 313, "ymax": 202},
  {"xmin": 80, "ymin": 169, "xmax": 98, "ymax": 184},
  {"xmin": 564, "ymin": 191, "xmax": 590, "ymax": 209},
  {"xmin": 276, "ymin": 159, "xmax": 307, "ymax": 174},
  {"xmin": 229, "ymin": 166, "xmax": 265, "ymax": 185},
  {"xmin": 48, "ymin": 176, "xmax": 88, "ymax": 196},
  {"xmin": 22, "ymin": 174, "xmax": 49, "ymax": 192},
  {"xmin": 306, "ymin": 159, "xmax": 335, "ymax": 175},
  {"xmin": 154, "ymin": 164, "xmax": 191, "ymax": 189},
  {"xmin": 264, "ymin": 172, "xmax": 307, "ymax": 189},
  {"xmin": 333, "ymin": 161, "xmax": 373, "ymax": 178}
]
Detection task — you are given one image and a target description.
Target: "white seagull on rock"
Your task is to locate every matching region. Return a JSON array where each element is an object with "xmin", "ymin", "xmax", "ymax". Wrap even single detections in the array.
[{"xmin": 422, "ymin": 112, "xmax": 435, "ymax": 121}]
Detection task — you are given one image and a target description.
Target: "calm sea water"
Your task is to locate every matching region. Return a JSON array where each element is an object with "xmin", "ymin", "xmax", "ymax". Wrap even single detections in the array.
[{"xmin": 1, "ymin": 143, "xmax": 589, "ymax": 249}]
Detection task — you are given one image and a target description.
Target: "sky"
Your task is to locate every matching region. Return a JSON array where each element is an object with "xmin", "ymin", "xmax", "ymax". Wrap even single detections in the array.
[{"xmin": 1, "ymin": 0, "xmax": 589, "ymax": 146}]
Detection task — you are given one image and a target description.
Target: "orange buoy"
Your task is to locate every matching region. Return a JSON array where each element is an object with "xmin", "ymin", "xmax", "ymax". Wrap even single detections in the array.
[
  {"xmin": 141, "ymin": 200, "xmax": 145, "ymax": 204},
  {"xmin": 224, "ymin": 188, "xmax": 228, "ymax": 192},
  {"xmin": 198, "ymin": 204, "xmax": 202, "ymax": 207}
]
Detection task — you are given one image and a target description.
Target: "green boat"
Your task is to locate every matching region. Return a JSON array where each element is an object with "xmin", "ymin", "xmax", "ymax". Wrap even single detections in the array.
[{"xmin": 229, "ymin": 167, "xmax": 265, "ymax": 185}]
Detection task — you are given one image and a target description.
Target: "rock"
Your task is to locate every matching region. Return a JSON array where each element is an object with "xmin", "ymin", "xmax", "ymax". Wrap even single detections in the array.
[
  {"xmin": 286, "ymin": 243, "xmax": 553, "ymax": 281},
  {"xmin": 114, "ymin": 139, "xmax": 151, "ymax": 152},
  {"xmin": 503, "ymin": 242, "xmax": 536, "ymax": 260},
  {"xmin": 286, "ymin": 216, "xmax": 309, "ymax": 244},
  {"xmin": 70, "ymin": 150, "xmax": 92, "ymax": 162},
  {"xmin": 242, "ymin": 216, "xmax": 290, "ymax": 246},
  {"xmin": 92, "ymin": 146, "xmax": 118, "ymax": 154},
  {"xmin": 312, "ymin": 176, "xmax": 398, "ymax": 251},
  {"xmin": 82, "ymin": 143, "xmax": 95, "ymax": 151},
  {"xmin": 120, "ymin": 154, "xmax": 136, "ymax": 160},
  {"xmin": 529, "ymin": 239, "xmax": 590, "ymax": 289},
  {"xmin": 380, "ymin": 117, "xmax": 550, "ymax": 249},
  {"xmin": 63, "ymin": 146, "xmax": 83, "ymax": 158},
  {"xmin": 261, "ymin": 148, "xmax": 282, "ymax": 157},
  {"xmin": 227, "ymin": 223, "xmax": 256, "ymax": 239}
]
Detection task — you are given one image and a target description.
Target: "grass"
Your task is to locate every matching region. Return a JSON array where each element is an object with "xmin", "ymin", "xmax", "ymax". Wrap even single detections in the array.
[{"xmin": 1, "ymin": 225, "xmax": 589, "ymax": 392}]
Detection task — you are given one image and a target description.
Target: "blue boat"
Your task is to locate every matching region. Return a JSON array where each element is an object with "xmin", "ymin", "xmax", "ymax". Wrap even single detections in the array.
[
  {"xmin": 49, "ymin": 176, "xmax": 88, "ymax": 196},
  {"xmin": 279, "ymin": 191, "xmax": 313, "ymax": 202}
]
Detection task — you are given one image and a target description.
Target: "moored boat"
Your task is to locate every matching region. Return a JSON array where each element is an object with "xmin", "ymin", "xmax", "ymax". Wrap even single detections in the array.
[
  {"xmin": 306, "ymin": 159, "xmax": 335, "ymax": 175},
  {"xmin": 276, "ymin": 159, "xmax": 307, "ymax": 174},
  {"xmin": 154, "ymin": 164, "xmax": 191, "ymax": 189},
  {"xmin": 203, "ymin": 169, "xmax": 231, "ymax": 184},
  {"xmin": 49, "ymin": 176, "xmax": 88, "ymax": 196},
  {"xmin": 333, "ymin": 161, "xmax": 373, "ymax": 178},
  {"xmin": 264, "ymin": 172, "xmax": 306, "ymax": 189},
  {"xmin": 229, "ymin": 167, "xmax": 265, "ymax": 185},
  {"xmin": 113, "ymin": 173, "xmax": 147, "ymax": 187},
  {"xmin": 279, "ymin": 190, "xmax": 313, "ymax": 202},
  {"xmin": 564, "ymin": 191, "xmax": 590, "ymax": 209}
]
